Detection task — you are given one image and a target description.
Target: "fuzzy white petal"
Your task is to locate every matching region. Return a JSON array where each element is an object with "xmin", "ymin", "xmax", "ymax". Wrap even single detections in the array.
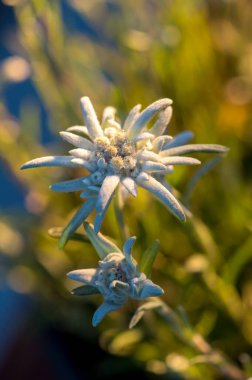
[
  {"xmin": 67, "ymin": 268, "xmax": 98, "ymax": 285},
  {"xmin": 66, "ymin": 125, "xmax": 89, "ymax": 135},
  {"xmin": 60, "ymin": 131, "xmax": 95, "ymax": 150},
  {"xmin": 121, "ymin": 177, "xmax": 137, "ymax": 197},
  {"xmin": 69, "ymin": 148, "xmax": 92, "ymax": 160},
  {"xmin": 123, "ymin": 104, "xmax": 141, "ymax": 131},
  {"xmin": 161, "ymin": 144, "xmax": 229, "ymax": 157},
  {"xmin": 94, "ymin": 176, "xmax": 120, "ymax": 233},
  {"xmin": 80, "ymin": 96, "xmax": 103, "ymax": 140},
  {"xmin": 148, "ymin": 105, "xmax": 173, "ymax": 136},
  {"xmin": 132, "ymin": 132, "xmax": 155, "ymax": 143},
  {"xmin": 136, "ymin": 174, "xmax": 186, "ymax": 221},
  {"xmin": 127, "ymin": 98, "xmax": 172, "ymax": 137},
  {"xmin": 102, "ymin": 106, "xmax": 116, "ymax": 124},
  {"xmin": 21, "ymin": 156, "xmax": 80, "ymax": 170},
  {"xmin": 152, "ymin": 135, "xmax": 173, "ymax": 152},
  {"xmin": 137, "ymin": 150, "xmax": 162, "ymax": 163},
  {"xmin": 161, "ymin": 156, "xmax": 201, "ymax": 165},
  {"xmin": 96, "ymin": 175, "xmax": 120, "ymax": 214},
  {"xmin": 71, "ymin": 157, "xmax": 96, "ymax": 171},
  {"xmin": 142, "ymin": 161, "xmax": 167, "ymax": 172}
]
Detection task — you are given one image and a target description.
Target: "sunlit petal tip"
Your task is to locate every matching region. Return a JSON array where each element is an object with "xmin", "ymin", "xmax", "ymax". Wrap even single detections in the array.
[
  {"xmin": 66, "ymin": 125, "xmax": 89, "ymax": 135},
  {"xmin": 162, "ymin": 156, "xmax": 201, "ymax": 166},
  {"xmin": 140, "ymin": 280, "xmax": 164, "ymax": 298},
  {"xmin": 67, "ymin": 268, "xmax": 98, "ymax": 285},
  {"xmin": 136, "ymin": 174, "xmax": 186, "ymax": 222},
  {"xmin": 121, "ymin": 177, "xmax": 137, "ymax": 197},
  {"xmin": 60, "ymin": 131, "xmax": 95, "ymax": 151},
  {"xmin": 20, "ymin": 156, "xmax": 77, "ymax": 170},
  {"xmin": 123, "ymin": 104, "xmax": 142, "ymax": 131},
  {"xmin": 127, "ymin": 98, "xmax": 173, "ymax": 137},
  {"xmin": 80, "ymin": 96, "xmax": 103, "ymax": 140},
  {"xmin": 136, "ymin": 172, "xmax": 149, "ymax": 182},
  {"xmin": 161, "ymin": 144, "xmax": 229, "ymax": 157},
  {"xmin": 149, "ymin": 105, "xmax": 173, "ymax": 136}
]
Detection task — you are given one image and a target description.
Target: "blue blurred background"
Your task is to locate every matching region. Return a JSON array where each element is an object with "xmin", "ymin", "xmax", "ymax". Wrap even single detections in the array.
[{"xmin": 1, "ymin": 1, "xmax": 252, "ymax": 379}]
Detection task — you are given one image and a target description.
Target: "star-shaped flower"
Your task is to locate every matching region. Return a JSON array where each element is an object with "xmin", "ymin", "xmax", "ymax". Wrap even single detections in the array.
[
  {"xmin": 68, "ymin": 224, "xmax": 163, "ymax": 326},
  {"xmin": 21, "ymin": 97, "xmax": 228, "ymax": 245}
]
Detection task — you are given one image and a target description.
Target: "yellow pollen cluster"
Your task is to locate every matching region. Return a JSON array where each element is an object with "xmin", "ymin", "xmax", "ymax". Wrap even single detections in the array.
[
  {"xmin": 110, "ymin": 156, "xmax": 124, "ymax": 172},
  {"xmin": 94, "ymin": 132, "xmax": 137, "ymax": 175}
]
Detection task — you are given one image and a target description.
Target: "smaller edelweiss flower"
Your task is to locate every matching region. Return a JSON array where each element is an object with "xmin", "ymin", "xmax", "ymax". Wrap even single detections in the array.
[
  {"xmin": 21, "ymin": 97, "xmax": 228, "ymax": 245},
  {"xmin": 67, "ymin": 226, "xmax": 163, "ymax": 326}
]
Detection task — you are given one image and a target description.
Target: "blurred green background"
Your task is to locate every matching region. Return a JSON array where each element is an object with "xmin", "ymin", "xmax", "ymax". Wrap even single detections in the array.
[{"xmin": 0, "ymin": 0, "xmax": 251, "ymax": 379}]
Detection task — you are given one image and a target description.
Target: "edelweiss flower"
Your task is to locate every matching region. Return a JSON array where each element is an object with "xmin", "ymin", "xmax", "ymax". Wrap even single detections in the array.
[
  {"xmin": 67, "ymin": 230, "xmax": 163, "ymax": 326},
  {"xmin": 21, "ymin": 97, "xmax": 228, "ymax": 243}
]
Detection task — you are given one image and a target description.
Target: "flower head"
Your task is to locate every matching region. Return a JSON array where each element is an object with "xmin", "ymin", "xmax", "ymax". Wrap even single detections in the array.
[
  {"xmin": 21, "ymin": 97, "xmax": 228, "ymax": 244},
  {"xmin": 67, "ymin": 231, "xmax": 163, "ymax": 326}
]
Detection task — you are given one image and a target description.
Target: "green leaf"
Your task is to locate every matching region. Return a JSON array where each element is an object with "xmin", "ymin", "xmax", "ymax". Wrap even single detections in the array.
[
  {"xmin": 84, "ymin": 222, "xmax": 121, "ymax": 259},
  {"xmin": 223, "ymin": 236, "xmax": 252, "ymax": 285},
  {"xmin": 139, "ymin": 240, "xmax": 160, "ymax": 277},
  {"xmin": 48, "ymin": 227, "xmax": 89, "ymax": 243},
  {"xmin": 129, "ymin": 299, "xmax": 164, "ymax": 329},
  {"xmin": 71, "ymin": 285, "xmax": 100, "ymax": 296}
]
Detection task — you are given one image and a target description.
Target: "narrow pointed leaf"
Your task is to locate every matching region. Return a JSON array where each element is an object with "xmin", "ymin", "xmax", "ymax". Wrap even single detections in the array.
[
  {"xmin": 139, "ymin": 240, "xmax": 160, "ymax": 277},
  {"xmin": 58, "ymin": 198, "xmax": 96, "ymax": 249},
  {"xmin": 84, "ymin": 222, "xmax": 121, "ymax": 259},
  {"xmin": 129, "ymin": 299, "xmax": 164, "ymax": 329},
  {"xmin": 48, "ymin": 227, "xmax": 89, "ymax": 243},
  {"xmin": 94, "ymin": 194, "xmax": 113, "ymax": 233},
  {"xmin": 71, "ymin": 284, "xmax": 100, "ymax": 296}
]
